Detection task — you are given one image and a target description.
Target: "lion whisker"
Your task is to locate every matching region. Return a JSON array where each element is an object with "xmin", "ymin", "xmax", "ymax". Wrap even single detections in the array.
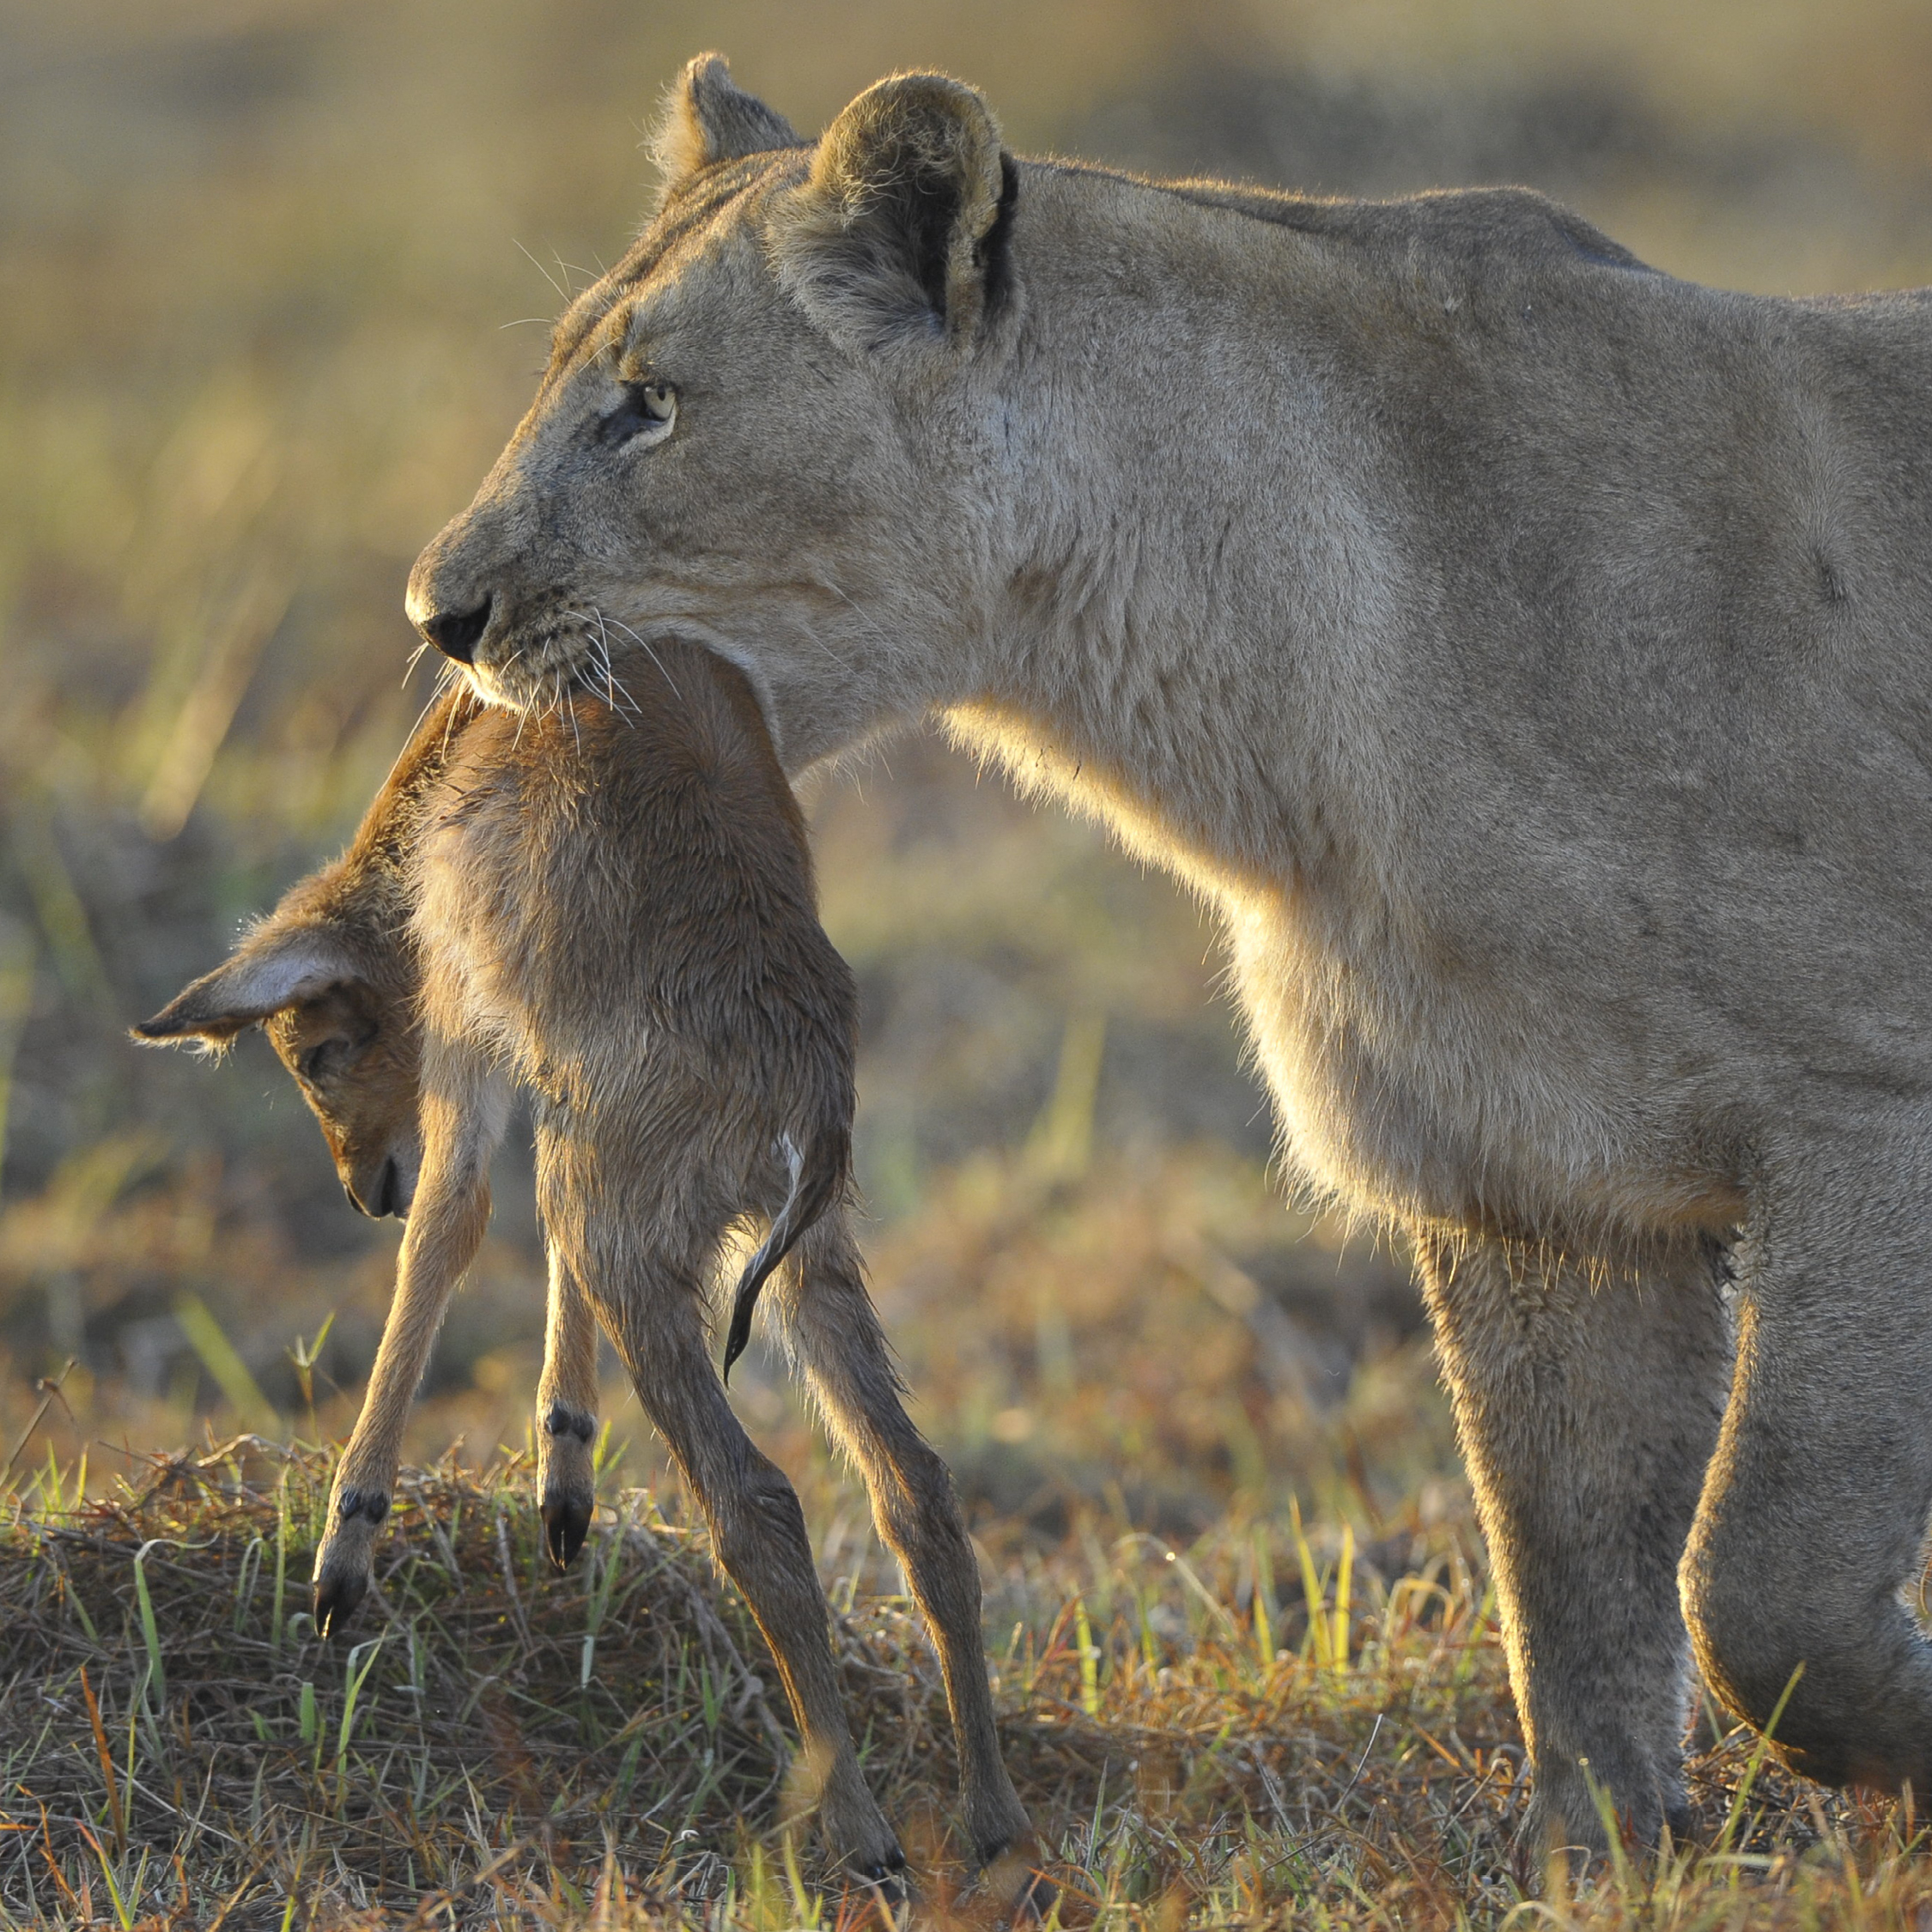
[
  {"xmin": 514, "ymin": 238, "xmax": 568, "ymax": 305},
  {"xmin": 586, "ymin": 608, "xmax": 645, "ymax": 721},
  {"xmin": 602, "ymin": 615, "xmax": 683, "ymax": 702},
  {"xmin": 814, "ymin": 578, "xmax": 890, "ymax": 671},
  {"xmin": 587, "ymin": 612, "xmax": 620, "ymax": 715}
]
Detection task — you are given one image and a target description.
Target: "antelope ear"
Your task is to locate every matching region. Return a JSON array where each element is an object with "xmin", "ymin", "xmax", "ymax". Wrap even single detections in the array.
[
  {"xmin": 133, "ymin": 927, "xmax": 360, "ymax": 1054},
  {"xmin": 653, "ymin": 53, "xmax": 799, "ymax": 189},
  {"xmin": 769, "ymin": 72, "xmax": 1018, "ymax": 357}
]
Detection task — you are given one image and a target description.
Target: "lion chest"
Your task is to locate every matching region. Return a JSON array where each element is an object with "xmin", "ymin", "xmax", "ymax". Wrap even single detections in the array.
[{"xmin": 1219, "ymin": 886, "xmax": 1726, "ymax": 1240}]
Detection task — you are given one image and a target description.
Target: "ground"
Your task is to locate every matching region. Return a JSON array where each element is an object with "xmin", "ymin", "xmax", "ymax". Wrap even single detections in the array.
[
  {"xmin": 9, "ymin": 3, "xmax": 1932, "ymax": 1925},
  {"xmin": 4, "ymin": 1414, "xmax": 1928, "ymax": 1929}
]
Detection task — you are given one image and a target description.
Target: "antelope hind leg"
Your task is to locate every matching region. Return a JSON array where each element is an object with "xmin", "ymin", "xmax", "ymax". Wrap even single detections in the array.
[
  {"xmin": 1418, "ymin": 1227, "xmax": 1732, "ymax": 1865},
  {"xmin": 575, "ymin": 1227, "xmax": 906, "ymax": 1887},
  {"xmin": 535, "ymin": 1250, "xmax": 600, "ymax": 1570},
  {"xmin": 774, "ymin": 1223, "xmax": 1037, "ymax": 1880}
]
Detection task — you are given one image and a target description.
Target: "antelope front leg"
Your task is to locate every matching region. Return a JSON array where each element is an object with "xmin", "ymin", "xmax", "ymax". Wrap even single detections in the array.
[
  {"xmin": 313, "ymin": 1075, "xmax": 507, "ymax": 1636},
  {"xmin": 536, "ymin": 1249, "xmax": 601, "ymax": 1571}
]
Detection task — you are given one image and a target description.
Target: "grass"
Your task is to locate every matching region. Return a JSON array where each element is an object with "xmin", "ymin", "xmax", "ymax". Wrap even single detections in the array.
[
  {"xmin": 3, "ymin": 1432, "xmax": 1929, "ymax": 1929},
  {"xmin": 11, "ymin": 4, "xmax": 1932, "ymax": 1925},
  {"xmin": 3, "ymin": 1442, "xmax": 794, "ymax": 1924}
]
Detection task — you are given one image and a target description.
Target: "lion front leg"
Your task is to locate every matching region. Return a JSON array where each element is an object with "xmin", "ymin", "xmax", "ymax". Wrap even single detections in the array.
[
  {"xmin": 1681, "ymin": 1123, "xmax": 1932, "ymax": 1797},
  {"xmin": 1416, "ymin": 1226, "xmax": 1732, "ymax": 1866}
]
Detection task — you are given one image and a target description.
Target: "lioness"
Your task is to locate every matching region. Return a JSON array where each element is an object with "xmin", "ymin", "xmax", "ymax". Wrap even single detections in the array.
[{"xmin": 404, "ymin": 54, "xmax": 1932, "ymax": 1858}]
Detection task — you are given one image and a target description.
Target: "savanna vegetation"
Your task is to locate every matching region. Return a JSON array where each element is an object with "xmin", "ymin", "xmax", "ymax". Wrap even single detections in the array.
[{"xmin": 8, "ymin": 2, "xmax": 1932, "ymax": 1923}]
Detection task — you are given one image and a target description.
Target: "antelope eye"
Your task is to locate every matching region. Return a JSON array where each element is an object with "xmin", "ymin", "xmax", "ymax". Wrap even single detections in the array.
[{"xmin": 599, "ymin": 380, "xmax": 677, "ymax": 446}]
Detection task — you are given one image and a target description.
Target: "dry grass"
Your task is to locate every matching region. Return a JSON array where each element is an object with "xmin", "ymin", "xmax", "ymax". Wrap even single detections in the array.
[
  {"xmin": 11, "ymin": 4, "xmax": 1932, "ymax": 1926},
  {"xmin": 3, "ymin": 1441, "xmax": 796, "ymax": 1923},
  {"xmin": 3, "ymin": 1437, "xmax": 1929, "ymax": 1929}
]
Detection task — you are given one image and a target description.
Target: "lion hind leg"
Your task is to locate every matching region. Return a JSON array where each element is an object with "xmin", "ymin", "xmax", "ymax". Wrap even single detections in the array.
[{"xmin": 1682, "ymin": 1125, "xmax": 1932, "ymax": 1796}]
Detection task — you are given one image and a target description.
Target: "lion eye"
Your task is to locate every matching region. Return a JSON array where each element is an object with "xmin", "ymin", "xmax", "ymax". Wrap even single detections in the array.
[{"xmin": 599, "ymin": 380, "xmax": 677, "ymax": 446}]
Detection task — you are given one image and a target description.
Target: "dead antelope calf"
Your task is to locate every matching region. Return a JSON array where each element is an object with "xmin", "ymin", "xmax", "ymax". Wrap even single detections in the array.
[{"xmin": 137, "ymin": 642, "xmax": 1033, "ymax": 1886}]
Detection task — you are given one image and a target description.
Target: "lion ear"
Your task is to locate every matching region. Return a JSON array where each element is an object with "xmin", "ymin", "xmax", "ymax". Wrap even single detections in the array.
[
  {"xmin": 653, "ymin": 53, "xmax": 799, "ymax": 189},
  {"xmin": 769, "ymin": 72, "xmax": 1018, "ymax": 358},
  {"xmin": 132, "ymin": 924, "xmax": 360, "ymax": 1054}
]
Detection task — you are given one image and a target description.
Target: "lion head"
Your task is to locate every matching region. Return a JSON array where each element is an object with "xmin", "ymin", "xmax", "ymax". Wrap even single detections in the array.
[{"xmin": 405, "ymin": 56, "xmax": 1023, "ymax": 769}]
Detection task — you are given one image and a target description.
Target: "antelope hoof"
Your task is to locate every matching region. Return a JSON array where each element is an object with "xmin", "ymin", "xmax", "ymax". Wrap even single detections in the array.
[
  {"xmin": 541, "ymin": 1489, "xmax": 593, "ymax": 1571},
  {"xmin": 313, "ymin": 1492, "xmax": 384, "ymax": 1637},
  {"xmin": 1004, "ymin": 1868, "xmax": 1058, "ymax": 1925},
  {"xmin": 851, "ymin": 1848, "xmax": 910, "ymax": 1910},
  {"xmin": 313, "ymin": 1564, "xmax": 368, "ymax": 1639},
  {"xmin": 973, "ymin": 1839, "xmax": 1054, "ymax": 1926}
]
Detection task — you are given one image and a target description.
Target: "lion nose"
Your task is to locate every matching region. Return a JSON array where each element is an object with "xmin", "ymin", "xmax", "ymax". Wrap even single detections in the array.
[{"xmin": 420, "ymin": 597, "xmax": 492, "ymax": 664}]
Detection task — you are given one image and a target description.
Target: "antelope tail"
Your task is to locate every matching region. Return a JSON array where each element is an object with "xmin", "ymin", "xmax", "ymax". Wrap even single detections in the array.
[{"xmin": 721, "ymin": 1126, "xmax": 848, "ymax": 1382}]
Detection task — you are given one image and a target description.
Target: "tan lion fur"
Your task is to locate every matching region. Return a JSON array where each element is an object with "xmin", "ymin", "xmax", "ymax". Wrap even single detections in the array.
[{"xmin": 401, "ymin": 53, "xmax": 1932, "ymax": 1861}]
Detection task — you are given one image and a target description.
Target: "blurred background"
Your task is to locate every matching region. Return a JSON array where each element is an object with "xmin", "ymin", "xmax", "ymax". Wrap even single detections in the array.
[{"xmin": 4, "ymin": 0, "xmax": 1930, "ymax": 1554}]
